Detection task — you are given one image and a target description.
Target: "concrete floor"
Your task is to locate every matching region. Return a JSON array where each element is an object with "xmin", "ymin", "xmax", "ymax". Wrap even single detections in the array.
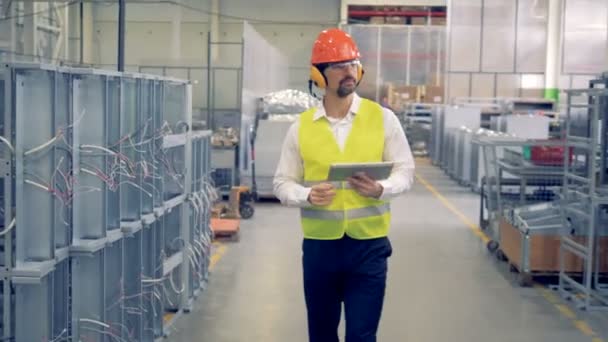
[{"xmin": 167, "ymin": 160, "xmax": 608, "ymax": 342}]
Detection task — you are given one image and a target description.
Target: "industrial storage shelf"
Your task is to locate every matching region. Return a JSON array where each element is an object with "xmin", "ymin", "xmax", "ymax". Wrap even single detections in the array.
[
  {"xmin": 0, "ymin": 64, "xmax": 215, "ymax": 341},
  {"xmin": 558, "ymin": 86, "xmax": 608, "ymax": 311}
]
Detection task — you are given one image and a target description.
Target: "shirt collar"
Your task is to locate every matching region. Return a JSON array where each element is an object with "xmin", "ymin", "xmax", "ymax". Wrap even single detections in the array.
[{"xmin": 313, "ymin": 93, "xmax": 362, "ymax": 121}]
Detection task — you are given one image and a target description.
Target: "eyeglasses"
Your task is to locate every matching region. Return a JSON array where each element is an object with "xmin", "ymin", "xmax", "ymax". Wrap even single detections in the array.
[{"xmin": 327, "ymin": 60, "xmax": 361, "ymax": 71}]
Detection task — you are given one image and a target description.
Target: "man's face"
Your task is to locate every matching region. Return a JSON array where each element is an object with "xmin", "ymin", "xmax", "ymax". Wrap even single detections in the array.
[{"xmin": 324, "ymin": 60, "xmax": 360, "ymax": 98}]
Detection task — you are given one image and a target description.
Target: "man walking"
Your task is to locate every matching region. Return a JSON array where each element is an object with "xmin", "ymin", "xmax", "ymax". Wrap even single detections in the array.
[{"xmin": 273, "ymin": 28, "xmax": 415, "ymax": 342}]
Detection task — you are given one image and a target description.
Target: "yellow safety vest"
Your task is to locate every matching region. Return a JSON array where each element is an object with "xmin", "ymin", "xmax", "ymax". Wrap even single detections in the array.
[{"xmin": 298, "ymin": 98, "xmax": 391, "ymax": 240}]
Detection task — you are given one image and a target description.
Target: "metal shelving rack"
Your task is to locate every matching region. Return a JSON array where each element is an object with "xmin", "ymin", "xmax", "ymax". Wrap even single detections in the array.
[
  {"xmin": 474, "ymin": 136, "xmax": 565, "ymax": 248},
  {"xmin": 559, "ymin": 86, "xmax": 608, "ymax": 311},
  {"xmin": 0, "ymin": 63, "xmax": 214, "ymax": 341}
]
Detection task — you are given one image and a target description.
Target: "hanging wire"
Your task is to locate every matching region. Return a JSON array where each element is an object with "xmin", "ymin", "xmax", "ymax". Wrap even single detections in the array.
[{"xmin": 0, "ymin": 136, "xmax": 14, "ymax": 154}]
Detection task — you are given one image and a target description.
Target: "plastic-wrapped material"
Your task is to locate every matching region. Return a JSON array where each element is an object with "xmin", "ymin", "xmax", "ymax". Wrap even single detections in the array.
[
  {"xmin": 267, "ymin": 114, "xmax": 300, "ymax": 122},
  {"xmin": 262, "ymin": 89, "xmax": 320, "ymax": 114}
]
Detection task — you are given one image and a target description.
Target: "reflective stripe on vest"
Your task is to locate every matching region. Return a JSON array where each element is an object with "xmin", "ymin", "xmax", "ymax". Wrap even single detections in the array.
[
  {"xmin": 301, "ymin": 203, "xmax": 390, "ymax": 220},
  {"xmin": 302, "ymin": 180, "xmax": 353, "ymax": 189}
]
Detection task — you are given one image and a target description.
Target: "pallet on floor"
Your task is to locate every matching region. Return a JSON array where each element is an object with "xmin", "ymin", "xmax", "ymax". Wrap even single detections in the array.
[{"xmin": 211, "ymin": 218, "xmax": 240, "ymax": 241}]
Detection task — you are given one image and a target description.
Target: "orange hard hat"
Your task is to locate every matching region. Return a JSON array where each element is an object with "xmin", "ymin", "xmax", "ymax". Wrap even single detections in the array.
[{"xmin": 310, "ymin": 28, "xmax": 360, "ymax": 65}]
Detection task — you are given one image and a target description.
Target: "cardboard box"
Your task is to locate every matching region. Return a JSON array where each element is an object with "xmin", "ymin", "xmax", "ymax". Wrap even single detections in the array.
[
  {"xmin": 411, "ymin": 17, "xmax": 427, "ymax": 25},
  {"xmin": 422, "ymin": 85, "xmax": 444, "ymax": 104},
  {"xmin": 431, "ymin": 17, "xmax": 447, "ymax": 26},
  {"xmin": 369, "ymin": 16, "xmax": 385, "ymax": 24},
  {"xmin": 385, "ymin": 16, "xmax": 405, "ymax": 25},
  {"xmin": 499, "ymin": 218, "xmax": 608, "ymax": 273},
  {"xmin": 386, "ymin": 83, "xmax": 420, "ymax": 110}
]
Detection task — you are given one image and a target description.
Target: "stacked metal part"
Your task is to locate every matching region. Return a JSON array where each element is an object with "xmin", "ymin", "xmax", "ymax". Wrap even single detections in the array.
[
  {"xmin": 466, "ymin": 114, "xmax": 553, "ymax": 192},
  {"xmin": 468, "ymin": 129, "xmax": 510, "ymax": 191},
  {"xmin": 430, "ymin": 104, "xmax": 519, "ymax": 192},
  {"xmin": 0, "ymin": 64, "xmax": 214, "ymax": 341},
  {"xmin": 432, "ymin": 105, "xmax": 482, "ymax": 173},
  {"xmin": 501, "ymin": 202, "xmax": 564, "ymax": 284},
  {"xmin": 429, "ymin": 106, "xmax": 443, "ymax": 165},
  {"xmin": 433, "ymin": 97, "xmax": 558, "ymax": 167},
  {"xmin": 402, "ymin": 103, "xmax": 439, "ymax": 157},
  {"xmin": 559, "ymin": 84, "xmax": 608, "ymax": 311},
  {"xmin": 475, "ymin": 134, "xmax": 568, "ymax": 260},
  {"xmin": 591, "ymin": 72, "xmax": 608, "ymax": 190},
  {"xmin": 507, "ymin": 202, "xmax": 563, "ymax": 233},
  {"xmin": 451, "ymin": 97, "xmax": 507, "ymax": 129}
]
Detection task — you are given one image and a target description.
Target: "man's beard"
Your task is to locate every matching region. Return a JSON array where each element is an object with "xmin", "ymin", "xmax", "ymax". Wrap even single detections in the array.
[{"xmin": 337, "ymin": 77, "xmax": 357, "ymax": 98}]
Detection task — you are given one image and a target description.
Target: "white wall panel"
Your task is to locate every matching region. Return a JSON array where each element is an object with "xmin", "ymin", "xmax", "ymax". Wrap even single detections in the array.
[
  {"xmin": 93, "ymin": 20, "xmax": 328, "ymax": 87},
  {"xmin": 289, "ymin": 67, "xmax": 310, "ymax": 91},
  {"xmin": 448, "ymin": 73, "xmax": 470, "ymax": 99},
  {"xmin": 213, "ymin": 69, "xmax": 240, "ymax": 109},
  {"xmin": 449, "ymin": 0, "xmax": 482, "ymax": 72},
  {"xmin": 571, "ymin": 75, "xmax": 595, "ymax": 88},
  {"xmin": 138, "ymin": 67, "xmax": 164, "ymax": 76},
  {"xmin": 166, "ymin": 68, "xmax": 189, "ymax": 80},
  {"xmin": 94, "ymin": 22, "xmax": 214, "ymax": 66},
  {"xmin": 558, "ymin": 75, "xmax": 571, "ymax": 90},
  {"xmin": 481, "ymin": 0, "xmax": 516, "ymax": 72},
  {"xmin": 515, "ymin": 0, "xmax": 548, "ymax": 73},
  {"xmin": 471, "ymin": 73, "xmax": 495, "ymax": 97},
  {"xmin": 521, "ymin": 88, "xmax": 543, "ymax": 98},
  {"xmin": 496, "ymin": 74, "xmax": 520, "ymax": 97},
  {"xmin": 190, "ymin": 70, "xmax": 209, "ymax": 108},
  {"xmin": 94, "ymin": 1, "xmax": 211, "ymax": 22},
  {"xmin": 94, "ymin": 22, "xmax": 117, "ymax": 66},
  {"xmin": 89, "ymin": 0, "xmax": 335, "ymax": 121},
  {"xmin": 563, "ymin": 0, "xmax": 608, "ymax": 74},
  {"xmin": 446, "ymin": 0, "xmax": 608, "ymax": 102},
  {"xmin": 223, "ymin": 0, "xmax": 339, "ymax": 23},
  {"xmin": 248, "ymin": 24, "xmax": 329, "ymax": 75},
  {"xmin": 180, "ymin": 23, "xmax": 211, "ymax": 65}
]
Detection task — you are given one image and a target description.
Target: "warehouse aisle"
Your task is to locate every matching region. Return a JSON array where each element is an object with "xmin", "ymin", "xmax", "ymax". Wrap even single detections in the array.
[{"xmin": 167, "ymin": 160, "xmax": 607, "ymax": 342}]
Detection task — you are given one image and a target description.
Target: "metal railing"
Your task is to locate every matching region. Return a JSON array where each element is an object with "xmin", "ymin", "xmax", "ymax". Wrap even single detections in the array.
[{"xmin": 558, "ymin": 87, "xmax": 608, "ymax": 311}]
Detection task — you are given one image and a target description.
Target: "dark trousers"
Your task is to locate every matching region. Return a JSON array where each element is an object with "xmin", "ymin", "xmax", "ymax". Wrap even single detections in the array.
[{"xmin": 302, "ymin": 235, "xmax": 392, "ymax": 342}]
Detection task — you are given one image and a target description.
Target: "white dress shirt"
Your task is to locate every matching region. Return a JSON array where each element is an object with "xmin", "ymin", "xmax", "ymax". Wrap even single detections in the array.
[{"xmin": 273, "ymin": 93, "xmax": 415, "ymax": 207}]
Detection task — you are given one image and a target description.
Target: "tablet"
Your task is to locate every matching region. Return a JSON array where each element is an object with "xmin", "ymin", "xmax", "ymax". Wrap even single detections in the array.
[{"xmin": 327, "ymin": 162, "xmax": 394, "ymax": 182}]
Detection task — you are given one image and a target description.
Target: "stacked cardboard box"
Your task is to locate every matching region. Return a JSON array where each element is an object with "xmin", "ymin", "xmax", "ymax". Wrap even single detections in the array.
[
  {"xmin": 422, "ymin": 86, "xmax": 444, "ymax": 104},
  {"xmin": 386, "ymin": 83, "xmax": 420, "ymax": 111},
  {"xmin": 411, "ymin": 17, "xmax": 427, "ymax": 25},
  {"xmin": 386, "ymin": 16, "xmax": 405, "ymax": 25},
  {"xmin": 369, "ymin": 16, "xmax": 385, "ymax": 24},
  {"xmin": 385, "ymin": 83, "xmax": 445, "ymax": 109},
  {"xmin": 431, "ymin": 17, "xmax": 447, "ymax": 26}
]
